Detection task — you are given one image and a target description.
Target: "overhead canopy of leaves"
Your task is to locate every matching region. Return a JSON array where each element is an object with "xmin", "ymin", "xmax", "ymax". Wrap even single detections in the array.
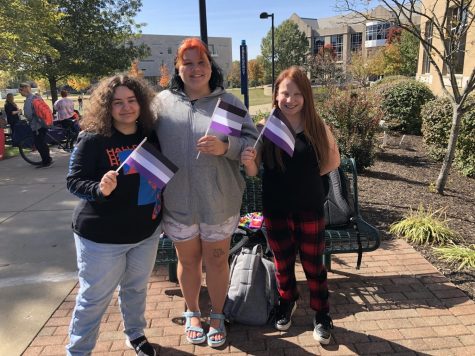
[
  {"xmin": 260, "ymin": 20, "xmax": 308, "ymax": 82},
  {"xmin": 1, "ymin": 0, "xmax": 149, "ymax": 99},
  {"xmin": 0, "ymin": 0, "xmax": 61, "ymax": 65}
]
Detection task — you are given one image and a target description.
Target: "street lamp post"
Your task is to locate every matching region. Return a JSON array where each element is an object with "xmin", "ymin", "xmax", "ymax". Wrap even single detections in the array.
[
  {"xmin": 199, "ymin": 0, "xmax": 208, "ymax": 45},
  {"xmin": 260, "ymin": 12, "xmax": 274, "ymax": 92}
]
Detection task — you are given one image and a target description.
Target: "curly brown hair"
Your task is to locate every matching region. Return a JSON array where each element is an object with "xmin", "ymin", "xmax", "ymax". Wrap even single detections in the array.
[{"xmin": 81, "ymin": 74, "xmax": 156, "ymax": 137}]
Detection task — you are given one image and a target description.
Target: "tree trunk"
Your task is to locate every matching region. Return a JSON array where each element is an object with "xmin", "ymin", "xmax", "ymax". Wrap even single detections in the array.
[
  {"xmin": 436, "ymin": 103, "xmax": 463, "ymax": 194},
  {"xmin": 48, "ymin": 77, "xmax": 58, "ymax": 108}
]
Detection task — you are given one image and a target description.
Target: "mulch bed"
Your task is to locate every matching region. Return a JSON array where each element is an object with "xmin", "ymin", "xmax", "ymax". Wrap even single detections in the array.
[{"xmin": 357, "ymin": 133, "xmax": 475, "ymax": 300}]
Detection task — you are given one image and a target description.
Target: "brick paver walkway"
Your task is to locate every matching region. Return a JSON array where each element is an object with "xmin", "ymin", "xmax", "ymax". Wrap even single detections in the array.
[{"xmin": 23, "ymin": 239, "xmax": 475, "ymax": 355}]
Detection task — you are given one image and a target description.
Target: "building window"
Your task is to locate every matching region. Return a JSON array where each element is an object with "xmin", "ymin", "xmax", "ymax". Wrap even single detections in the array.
[
  {"xmin": 422, "ymin": 21, "xmax": 432, "ymax": 74},
  {"xmin": 350, "ymin": 32, "xmax": 362, "ymax": 52},
  {"xmin": 209, "ymin": 44, "xmax": 217, "ymax": 56},
  {"xmin": 314, "ymin": 36, "xmax": 325, "ymax": 55},
  {"xmin": 167, "ymin": 47, "xmax": 172, "ymax": 54},
  {"xmin": 366, "ymin": 22, "xmax": 391, "ymax": 41},
  {"xmin": 443, "ymin": 6, "xmax": 468, "ymax": 75},
  {"xmin": 330, "ymin": 34, "xmax": 343, "ymax": 61}
]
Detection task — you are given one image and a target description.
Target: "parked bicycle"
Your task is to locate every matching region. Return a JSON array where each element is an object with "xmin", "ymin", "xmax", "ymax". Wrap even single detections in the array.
[{"xmin": 18, "ymin": 119, "xmax": 80, "ymax": 166}]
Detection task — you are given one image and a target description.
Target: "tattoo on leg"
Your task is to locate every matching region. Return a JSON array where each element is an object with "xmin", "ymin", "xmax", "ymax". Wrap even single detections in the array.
[{"xmin": 213, "ymin": 248, "xmax": 225, "ymax": 258}]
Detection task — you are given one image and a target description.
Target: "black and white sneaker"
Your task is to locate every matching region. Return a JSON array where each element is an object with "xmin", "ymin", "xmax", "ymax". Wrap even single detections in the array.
[
  {"xmin": 126, "ymin": 335, "xmax": 157, "ymax": 356},
  {"xmin": 313, "ymin": 313, "xmax": 333, "ymax": 345},
  {"xmin": 275, "ymin": 299, "xmax": 297, "ymax": 331}
]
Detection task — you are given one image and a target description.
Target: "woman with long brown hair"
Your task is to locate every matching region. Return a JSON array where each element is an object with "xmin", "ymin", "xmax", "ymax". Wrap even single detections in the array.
[{"xmin": 241, "ymin": 66, "xmax": 340, "ymax": 344}]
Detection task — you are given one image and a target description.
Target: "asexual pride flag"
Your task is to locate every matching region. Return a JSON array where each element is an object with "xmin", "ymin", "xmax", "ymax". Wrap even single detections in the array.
[
  {"xmin": 126, "ymin": 142, "xmax": 178, "ymax": 189},
  {"xmin": 262, "ymin": 108, "xmax": 296, "ymax": 157},
  {"xmin": 209, "ymin": 98, "xmax": 246, "ymax": 137}
]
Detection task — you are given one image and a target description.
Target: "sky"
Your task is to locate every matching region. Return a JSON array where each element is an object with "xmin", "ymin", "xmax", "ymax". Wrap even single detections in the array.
[{"xmin": 135, "ymin": 1, "xmax": 351, "ymax": 61}]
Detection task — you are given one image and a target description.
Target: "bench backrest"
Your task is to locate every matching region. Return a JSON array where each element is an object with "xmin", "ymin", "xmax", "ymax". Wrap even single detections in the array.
[{"xmin": 240, "ymin": 157, "xmax": 360, "ymax": 222}]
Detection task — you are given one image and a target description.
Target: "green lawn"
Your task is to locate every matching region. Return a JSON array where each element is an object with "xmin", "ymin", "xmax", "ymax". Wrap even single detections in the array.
[
  {"xmin": 1, "ymin": 89, "xmax": 272, "ymax": 112},
  {"xmin": 227, "ymin": 87, "xmax": 272, "ymax": 106}
]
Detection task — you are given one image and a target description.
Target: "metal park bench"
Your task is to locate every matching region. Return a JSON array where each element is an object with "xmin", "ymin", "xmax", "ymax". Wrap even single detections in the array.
[{"xmin": 156, "ymin": 157, "xmax": 380, "ymax": 281}]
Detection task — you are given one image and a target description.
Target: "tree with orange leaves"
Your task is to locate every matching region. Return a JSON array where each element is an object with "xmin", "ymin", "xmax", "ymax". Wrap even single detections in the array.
[{"xmin": 159, "ymin": 64, "xmax": 170, "ymax": 88}]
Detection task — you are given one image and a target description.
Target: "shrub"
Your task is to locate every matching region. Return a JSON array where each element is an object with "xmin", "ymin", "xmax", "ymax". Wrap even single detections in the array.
[
  {"xmin": 433, "ymin": 244, "xmax": 475, "ymax": 271},
  {"xmin": 421, "ymin": 96, "xmax": 475, "ymax": 177},
  {"xmin": 318, "ymin": 89, "xmax": 383, "ymax": 171},
  {"xmin": 313, "ymin": 86, "xmax": 331, "ymax": 104},
  {"xmin": 389, "ymin": 205, "xmax": 457, "ymax": 245},
  {"xmin": 252, "ymin": 111, "xmax": 269, "ymax": 126},
  {"xmin": 374, "ymin": 79, "xmax": 434, "ymax": 134}
]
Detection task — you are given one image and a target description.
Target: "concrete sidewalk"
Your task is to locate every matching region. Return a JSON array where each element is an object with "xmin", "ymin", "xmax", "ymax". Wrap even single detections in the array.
[{"xmin": 0, "ymin": 149, "xmax": 79, "ymax": 356}]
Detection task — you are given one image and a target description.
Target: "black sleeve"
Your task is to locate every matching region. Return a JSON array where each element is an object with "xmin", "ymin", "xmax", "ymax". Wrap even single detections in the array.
[
  {"xmin": 66, "ymin": 133, "xmax": 106, "ymax": 202},
  {"xmin": 4, "ymin": 103, "xmax": 14, "ymax": 117}
]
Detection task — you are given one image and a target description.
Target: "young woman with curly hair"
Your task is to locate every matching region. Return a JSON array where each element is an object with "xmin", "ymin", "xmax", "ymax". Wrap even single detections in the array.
[{"xmin": 66, "ymin": 74, "xmax": 160, "ymax": 356}]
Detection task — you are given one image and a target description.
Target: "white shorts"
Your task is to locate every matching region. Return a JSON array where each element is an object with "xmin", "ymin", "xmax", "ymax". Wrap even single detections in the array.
[{"xmin": 162, "ymin": 214, "xmax": 240, "ymax": 243}]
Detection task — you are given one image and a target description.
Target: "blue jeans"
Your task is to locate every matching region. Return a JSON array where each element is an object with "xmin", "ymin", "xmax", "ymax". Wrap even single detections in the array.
[{"xmin": 66, "ymin": 233, "xmax": 159, "ymax": 356}]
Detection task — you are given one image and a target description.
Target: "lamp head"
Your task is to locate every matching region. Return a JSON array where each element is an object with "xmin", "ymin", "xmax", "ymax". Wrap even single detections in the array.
[{"xmin": 260, "ymin": 12, "xmax": 269, "ymax": 19}]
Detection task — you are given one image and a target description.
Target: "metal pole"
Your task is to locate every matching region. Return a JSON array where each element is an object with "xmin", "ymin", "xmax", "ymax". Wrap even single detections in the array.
[
  {"xmin": 199, "ymin": 0, "xmax": 208, "ymax": 45},
  {"xmin": 271, "ymin": 14, "xmax": 275, "ymax": 92}
]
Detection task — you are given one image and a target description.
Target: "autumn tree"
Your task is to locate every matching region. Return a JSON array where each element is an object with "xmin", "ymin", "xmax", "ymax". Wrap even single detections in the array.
[
  {"xmin": 67, "ymin": 75, "xmax": 91, "ymax": 93},
  {"xmin": 347, "ymin": 51, "xmax": 372, "ymax": 86},
  {"xmin": 159, "ymin": 64, "xmax": 170, "ymax": 88},
  {"xmin": 248, "ymin": 59, "xmax": 264, "ymax": 87},
  {"xmin": 129, "ymin": 60, "xmax": 144, "ymax": 78},
  {"xmin": 227, "ymin": 61, "xmax": 241, "ymax": 88},
  {"xmin": 338, "ymin": 0, "xmax": 475, "ymax": 194},
  {"xmin": 307, "ymin": 44, "xmax": 345, "ymax": 87},
  {"xmin": 0, "ymin": 0, "xmax": 149, "ymax": 104}
]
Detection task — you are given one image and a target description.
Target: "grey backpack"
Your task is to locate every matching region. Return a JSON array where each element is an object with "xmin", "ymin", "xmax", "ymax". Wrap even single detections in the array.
[
  {"xmin": 223, "ymin": 244, "xmax": 278, "ymax": 325},
  {"xmin": 323, "ymin": 167, "xmax": 355, "ymax": 227}
]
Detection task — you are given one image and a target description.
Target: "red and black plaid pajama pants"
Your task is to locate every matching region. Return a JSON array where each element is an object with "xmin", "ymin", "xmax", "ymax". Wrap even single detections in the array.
[{"xmin": 264, "ymin": 211, "xmax": 329, "ymax": 313}]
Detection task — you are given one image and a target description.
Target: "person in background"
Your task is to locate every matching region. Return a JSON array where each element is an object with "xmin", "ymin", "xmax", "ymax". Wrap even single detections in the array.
[
  {"xmin": 54, "ymin": 89, "xmax": 75, "ymax": 130},
  {"xmin": 153, "ymin": 38, "xmax": 258, "ymax": 348},
  {"xmin": 66, "ymin": 74, "xmax": 161, "ymax": 356},
  {"xmin": 241, "ymin": 66, "xmax": 340, "ymax": 345},
  {"xmin": 19, "ymin": 83, "xmax": 52, "ymax": 167},
  {"xmin": 4, "ymin": 93, "xmax": 21, "ymax": 137},
  {"xmin": 77, "ymin": 94, "xmax": 84, "ymax": 113}
]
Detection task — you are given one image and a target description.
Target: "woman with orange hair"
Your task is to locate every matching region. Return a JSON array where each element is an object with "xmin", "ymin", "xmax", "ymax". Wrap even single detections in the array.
[
  {"xmin": 241, "ymin": 66, "xmax": 340, "ymax": 345},
  {"xmin": 153, "ymin": 38, "xmax": 258, "ymax": 348}
]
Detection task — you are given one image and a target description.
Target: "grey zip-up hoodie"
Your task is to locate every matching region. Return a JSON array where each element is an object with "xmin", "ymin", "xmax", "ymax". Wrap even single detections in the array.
[{"xmin": 154, "ymin": 88, "xmax": 259, "ymax": 225}]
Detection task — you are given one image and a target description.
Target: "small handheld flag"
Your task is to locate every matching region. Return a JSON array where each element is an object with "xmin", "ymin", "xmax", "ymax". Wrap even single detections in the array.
[
  {"xmin": 209, "ymin": 98, "xmax": 246, "ymax": 137},
  {"xmin": 255, "ymin": 108, "xmax": 296, "ymax": 157},
  {"xmin": 117, "ymin": 139, "xmax": 178, "ymax": 189},
  {"xmin": 197, "ymin": 98, "xmax": 247, "ymax": 159}
]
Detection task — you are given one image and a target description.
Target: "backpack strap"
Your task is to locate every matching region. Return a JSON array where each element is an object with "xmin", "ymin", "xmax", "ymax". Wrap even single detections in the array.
[{"xmin": 229, "ymin": 234, "xmax": 249, "ymax": 256}]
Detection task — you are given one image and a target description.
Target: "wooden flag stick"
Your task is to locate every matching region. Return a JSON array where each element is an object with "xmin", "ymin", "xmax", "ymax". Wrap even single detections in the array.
[
  {"xmin": 116, "ymin": 137, "xmax": 147, "ymax": 173},
  {"xmin": 196, "ymin": 98, "xmax": 221, "ymax": 159}
]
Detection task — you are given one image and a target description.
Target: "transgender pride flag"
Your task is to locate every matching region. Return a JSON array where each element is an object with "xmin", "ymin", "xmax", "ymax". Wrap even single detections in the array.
[
  {"xmin": 119, "ymin": 139, "xmax": 178, "ymax": 189},
  {"xmin": 209, "ymin": 98, "xmax": 246, "ymax": 137},
  {"xmin": 261, "ymin": 108, "xmax": 296, "ymax": 157}
]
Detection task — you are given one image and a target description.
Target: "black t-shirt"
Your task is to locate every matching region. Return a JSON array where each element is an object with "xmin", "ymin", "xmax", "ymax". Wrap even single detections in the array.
[
  {"xmin": 4, "ymin": 102, "xmax": 20, "ymax": 126},
  {"xmin": 67, "ymin": 129, "xmax": 162, "ymax": 244},
  {"xmin": 262, "ymin": 132, "xmax": 325, "ymax": 217}
]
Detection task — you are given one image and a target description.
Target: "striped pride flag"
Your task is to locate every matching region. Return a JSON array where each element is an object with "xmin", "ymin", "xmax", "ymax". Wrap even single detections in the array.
[
  {"xmin": 126, "ymin": 142, "xmax": 178, "ymax": 189},
  {"xmin": 262, "ymin": 108, "xmax": 296, "ymax": 157},
  {"xmin": 209, "ymin": 99, "xmax": 246, "ymax": 137}
]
